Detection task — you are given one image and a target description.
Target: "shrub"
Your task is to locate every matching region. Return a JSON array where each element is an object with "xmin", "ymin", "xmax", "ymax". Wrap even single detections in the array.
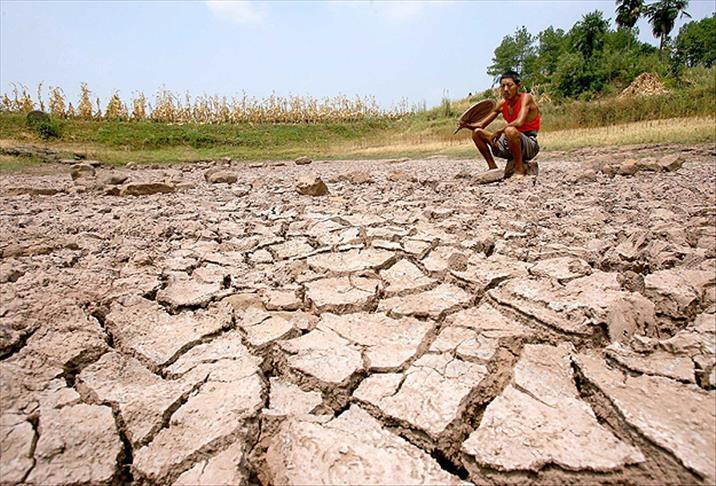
[{"xmin": 26, "ymin": 111, "xmax": 61, "ymax": 139}]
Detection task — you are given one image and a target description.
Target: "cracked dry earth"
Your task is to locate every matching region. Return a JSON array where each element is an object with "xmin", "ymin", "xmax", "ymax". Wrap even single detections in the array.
[{"xmin": 1, "ymin": 143, "xmax": 715, "ymax": 485}]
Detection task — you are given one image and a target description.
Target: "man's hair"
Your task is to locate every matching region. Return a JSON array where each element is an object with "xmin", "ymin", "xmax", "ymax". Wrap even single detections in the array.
[{"xmin": 500, "ymin": 71, "xmax": 521, "ymax": 85}]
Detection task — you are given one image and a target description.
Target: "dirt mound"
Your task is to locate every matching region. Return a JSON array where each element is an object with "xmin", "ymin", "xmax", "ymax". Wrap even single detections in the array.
[{"xmin": 620, "ymin": 72, "xmax": 670, "ymax": 98}]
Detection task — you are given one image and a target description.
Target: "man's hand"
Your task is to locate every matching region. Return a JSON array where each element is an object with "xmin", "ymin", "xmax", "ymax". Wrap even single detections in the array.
[
  {"xmin": 491, "ymin": 128, "xmax": 505, "ymax": 145},
  {"xmin": 458, "ymin": 120, "xmax": 484, "ymax": 131}
]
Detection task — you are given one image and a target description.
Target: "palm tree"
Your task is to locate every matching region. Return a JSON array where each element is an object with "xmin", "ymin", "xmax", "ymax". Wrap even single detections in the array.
[
  {"xmin": 644, "ymin": 0, "xmax": 691, "ymax": 54},
  {"xmin": 615, "ymin": 0, "xmax": 644, "ymax": 30}
]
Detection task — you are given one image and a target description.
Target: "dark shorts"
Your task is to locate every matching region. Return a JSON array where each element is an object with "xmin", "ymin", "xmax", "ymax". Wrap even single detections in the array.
[{"xmin": 492, "ymin": 131, "xmax": 540, "ymax": 161}]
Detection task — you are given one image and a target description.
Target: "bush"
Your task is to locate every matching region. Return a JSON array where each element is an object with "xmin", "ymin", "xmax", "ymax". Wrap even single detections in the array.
[{"xmin": 26, "ymin": 111, "xmax": 61, "ymax": 140}]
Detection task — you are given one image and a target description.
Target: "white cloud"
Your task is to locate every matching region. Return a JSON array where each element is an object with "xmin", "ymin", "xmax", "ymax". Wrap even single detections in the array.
[
  {"xmin": 329, "ymin": 1, "xmax": 450, "ymax": 23},
  {"xmin": 205, "ymin": 1, "xmax": 265, "ymax": 25}
]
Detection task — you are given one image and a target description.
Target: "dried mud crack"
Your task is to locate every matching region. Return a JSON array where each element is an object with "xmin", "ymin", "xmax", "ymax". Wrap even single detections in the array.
[{"xmin": 1, "ymin": 144, "xmax": 714, "ymax": 484}]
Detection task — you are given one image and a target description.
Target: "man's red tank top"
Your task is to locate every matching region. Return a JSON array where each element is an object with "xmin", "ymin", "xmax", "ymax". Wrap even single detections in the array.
[{"xmin": 502, "ymin": 93, "xmax": 540, "ymax": 133}]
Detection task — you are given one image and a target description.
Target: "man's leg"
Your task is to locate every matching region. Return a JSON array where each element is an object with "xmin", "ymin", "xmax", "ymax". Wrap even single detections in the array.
[
  {"xmin": 471, "ymin": 129, "xmax": 498, "ymax": 170},
  {"xmin": 504, "ymin": 126, "xmax": 524, "ymax": 175}
]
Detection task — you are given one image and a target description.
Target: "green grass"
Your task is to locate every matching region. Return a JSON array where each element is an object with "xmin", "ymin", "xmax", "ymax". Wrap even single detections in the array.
[{"xmin": 1, "ymin": 66, "xmax": 713, "ymax": 166}]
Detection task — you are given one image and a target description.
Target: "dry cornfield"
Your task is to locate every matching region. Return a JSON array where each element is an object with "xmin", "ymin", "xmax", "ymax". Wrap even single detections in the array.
[{"xmin": 0, "ymin": 82, "xmax": 414, "ymax": 123}]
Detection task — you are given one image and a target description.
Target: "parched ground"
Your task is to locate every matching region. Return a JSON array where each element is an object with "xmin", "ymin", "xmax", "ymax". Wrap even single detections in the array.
[{"xmin": 1, "ymin": 143, "xmax": 715, "ymax": 485}]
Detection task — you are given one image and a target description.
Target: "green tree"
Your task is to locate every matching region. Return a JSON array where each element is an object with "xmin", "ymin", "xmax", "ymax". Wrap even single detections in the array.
[
  {"xmin": 553, "ymin": 52, "xmax": 606, "ymax": 98},
  {"xmin": 570, "ymin": 10, "xmax": 610, "ymax": 58},
  {"xmin": 644, "ymin": 0, "xmax": 691, "ymax": 54},
  {"xmin": 487, "ymin": 26, "xmax": 538, "ymax": 87},
  {"xmin": 674, "ymin": 14, "xmax": 716, "ymax": 67},
  {"xmin": 615, "ymin": 0, "xmax": 645, "ymax": 30},
  {"xmin": 535, "ymin": 27, "xmax": 567, "ymax": 80}
]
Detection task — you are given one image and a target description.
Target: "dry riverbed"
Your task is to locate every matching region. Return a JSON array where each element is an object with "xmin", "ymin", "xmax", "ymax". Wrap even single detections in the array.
[{"xmin": 1, "ymin": 143, "xmax": 715, "ymax": 484}]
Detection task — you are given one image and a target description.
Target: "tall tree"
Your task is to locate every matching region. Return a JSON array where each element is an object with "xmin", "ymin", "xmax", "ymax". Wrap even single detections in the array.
[
  {"xmin": 674, "ymin": 14, "xmax": 716, "ymax": 67},
  {"xmin": 570, "ymin": 11, "xmax": 610, "ymax": 58},
  {"xmin": 615, "ymin": 0, "xmax": 645, "ymax": 30},
  {"xmin": 487, "ymin": 26, "xmax": 537, "ymax": 85},
  {"xmin": 644, "ymin": 0, "xmax": 691, "ymax": 54}
]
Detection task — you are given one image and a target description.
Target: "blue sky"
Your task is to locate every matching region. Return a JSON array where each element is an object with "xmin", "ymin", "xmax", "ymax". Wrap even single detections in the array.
[{"xmin": 1, "ymin": 0, "xmax": 714, "ymax": 110}]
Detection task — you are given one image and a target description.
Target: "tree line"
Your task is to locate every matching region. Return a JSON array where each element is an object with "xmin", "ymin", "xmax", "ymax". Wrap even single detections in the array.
[{"xmin": 487, "ymin": 0, "xmax": 715, "ymax": 100}]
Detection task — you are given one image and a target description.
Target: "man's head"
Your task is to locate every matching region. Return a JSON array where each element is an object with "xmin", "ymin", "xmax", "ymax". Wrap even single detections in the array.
[{"xmin": 499, "ymin": 71, "xmax": 521, "ymax": 100}]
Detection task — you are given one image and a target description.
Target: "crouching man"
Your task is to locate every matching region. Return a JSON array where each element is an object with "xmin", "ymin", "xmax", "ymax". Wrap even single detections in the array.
[{"xmin": 459, "ymin": 71, "xmax": 540, "ymax": 177}]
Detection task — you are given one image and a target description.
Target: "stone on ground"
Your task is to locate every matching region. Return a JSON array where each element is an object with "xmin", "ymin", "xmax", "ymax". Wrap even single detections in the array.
[
  {"xmin": 264, "ymin": 406, "xmax": 462, "ymax": 485},
  {"xmin": 463, "ymin": 343, "xmax": 644, "ymax": 473}
]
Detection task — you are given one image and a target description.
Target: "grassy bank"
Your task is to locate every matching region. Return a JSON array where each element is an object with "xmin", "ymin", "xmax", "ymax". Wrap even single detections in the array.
[{"xmin": 1, "ymin": 67, "xmax": 714, "ymax": 167}]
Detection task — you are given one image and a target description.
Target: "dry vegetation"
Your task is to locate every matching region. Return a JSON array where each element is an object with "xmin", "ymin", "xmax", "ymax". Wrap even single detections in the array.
[
  {"xmin": 1, "ymin": 82, "xmax": 414, "ymax": 123},
  {"xmin": 335, "ymin": 116, "xmax": 716, "ymax": 158}
]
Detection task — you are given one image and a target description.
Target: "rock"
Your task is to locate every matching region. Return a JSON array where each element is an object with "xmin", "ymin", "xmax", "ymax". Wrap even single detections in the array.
[
  {"xmin": 387, "ymin": 170, "xmax": 412, "ymax": 182},
  {"xmin": 463, "ymin": 344, "xmax": 644, "ymax": 473},
  {"xmin": 429, "ymin": 303, "xmax": 531, "ymax": 361},
  {"xmin": 156, "ymin": 274, "xmax": 228, "ymax": 310},
  {"xmin": 529, "ymin": 256, "xmax": 592, "ymax": 282},
  {"xmin": 7, "ymin": 186, "xmax": 63, "ymax": 196},
  {"xmin": 379, "ymin": 259, "xmax": 436, "ymax": 296},
  {"xmin": 582, "ymin": 157, "xmax": 608, "ymax": 172},
  {"xmin": 296, "ymin": 176, "xmax": 329, "ymax": 196},
  {"xmin": 645, "ymin": 268, "xmax": 714, "ymax": 319},
  {"xmin": 27, "ymin": 404, "xmax": 122, "ymax": 485},
  {"xmin": 261, "ymin": 289, "xmax": 301, "ymax": 311},
  {"xmin": 104, "ymin": 295, "xmax": 232, "ymax": 369},
  {"xmin": 490, "ymin": 272, "xmax": 656, "ymax": 342},
  {"xmin": 22, "ymin": 306, "xmax": 107, "ymax": 368},
  {"xmin": 634, "ymin": 157, "xmax": 662, "ymax": 172},
  {"xmin": 378, "ymin": 283, "xmax": 472, "ymax": 319},
  {"xmin": 605, "ymin": 342, "xmax": 695, "ymax": 383},
  {"xmin": 100, "ymin": 172, "xmax": 129, "ymax": 185},
  {"xmin": 265, "ymin": 378, "xmax": 322, "ymax": 416},
  {"xmin": 240, "ymin": 312, "xmax": 298, "ymax": 349},
  {"xmin": 319, "ymin": 312, "xmax": 433, "ymax": 370},
  {"xmin": 307, "ymin": 248, "xmax": 395, "ymax": 274},
  {"xmin": 206, "ymin": 170, "xmax": 237, "ymax": 184},
  {"xmin": 354, "ymin": 352, "xmax": 487, "ymax": 439},
  {"xmin": 78, "ymin": 352, "xmax": 196, "ymax": 447},
  {"xmin": 618, "ymin": 270, "xmax": 645, "ymax": 293},
  {"xmin": 575, "ymin": 352, "xmax": 716, "ymax": 483},
  {"xmin": 294, "ymin": 156, "xmax": 312, "ymax": 165},
  {"xmin": 505, "ymin": 158, "xmax": 539, "ymax": 177},
  {"xmin": 278, "ymin": 326, "xmax": 363, "ymax": 385},
  {"xmin": 263, "ymin": 406, "xmax": 462, "ymax": 485},
  {"xmin": 133, "ymin": 368, "xmax": 263, "ymax": 481},
  {"xmin": 165, "ymin": 330, "xmax": 261, "ymax": 381},
  {"xmin": 340, "ymin": 170, "xmax": 372, "ymax": 184},
  {"xmin": 70, "ymin": 163, "xmax": 96, "ymax": 181},
  {"xmin": 120, "ymin": 182, "xmax": 175, "ymax": 196},
  {"xmin": 471, "ymin": 168, "xmax": 504, "ymax": 184},
  {"xmin": 618, "ymin": 159, "xmax": 640, "ymax": 175},
  {"xmin": 305, "ymin": 275, "xmax": 381, "ymax": 313},
  {"xmin": 269, "ymin": 238, "xmax": 316, "ymax": 261},
  {"xmin": 0, "ymin": 412, "xmax": 35, "ymax": 482},
  {"xmin": 568, "ymin": 168, "xmax": 598, "ymax": 183},
  {"xmin": 659, "ymin": 153, "xmax": 684, "ymax": 172},
  {"xmin": 450, "ymin": 253, "xmax": 529, "ymax": 290},
  {"xmin": 174, "ymin": 441, "xmax": 249, "ymax": 486},
  {"xmin": 447, "ymin": 252, "xmax": 468, "ymax": 271}
]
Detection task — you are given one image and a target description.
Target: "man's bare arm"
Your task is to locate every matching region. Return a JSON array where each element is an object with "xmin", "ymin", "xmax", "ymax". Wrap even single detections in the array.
[{"xmin": 460, "ymin": 102, "xmax": 502, "ymax": 130}]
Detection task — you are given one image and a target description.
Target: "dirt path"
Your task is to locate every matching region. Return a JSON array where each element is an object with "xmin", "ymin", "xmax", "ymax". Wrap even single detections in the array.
[{"xmin": 1, "ymin": 144, "xmax": 714, "ymax": 484}]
